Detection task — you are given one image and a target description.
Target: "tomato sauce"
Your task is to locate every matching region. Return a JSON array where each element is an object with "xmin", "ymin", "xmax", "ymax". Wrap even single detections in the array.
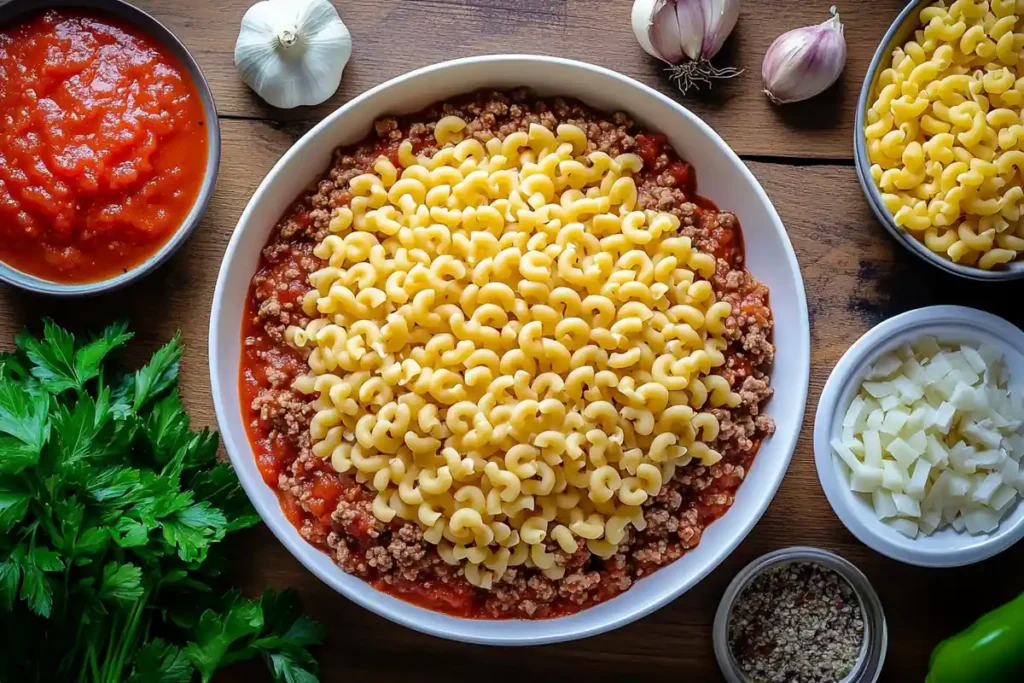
[
  {"xmin": 239, "ymin": 237, "xmax": 343, "ymax": 544},
  {"xmin": 0, "ymin": 10, "xmax": 208, "ymax": 283}
]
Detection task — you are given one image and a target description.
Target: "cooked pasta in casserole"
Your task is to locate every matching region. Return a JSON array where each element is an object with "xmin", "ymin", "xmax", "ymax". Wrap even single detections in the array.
[{"xmin": 239, "ymin": 90, "xmax": 775, "ymax": 618}]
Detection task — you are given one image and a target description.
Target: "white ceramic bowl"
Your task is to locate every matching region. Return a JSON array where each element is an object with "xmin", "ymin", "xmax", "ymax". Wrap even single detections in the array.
[
  {"xmin": 210, "ymin": 55, "xmax": 810, "ymax": 645},
  {"xmin": 814, "ymin": 305, "xmax": 1024, "ymax": 567}
]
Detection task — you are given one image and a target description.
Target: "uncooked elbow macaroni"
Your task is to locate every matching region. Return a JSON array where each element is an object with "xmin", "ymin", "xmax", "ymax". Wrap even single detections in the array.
[
  {"xmin": 291, "ymin": 118, "xmax": 739, "ymax": 589},
  {"xmin": 866, "ymin": 0, "xmax": 1024, "ymax": 269}
]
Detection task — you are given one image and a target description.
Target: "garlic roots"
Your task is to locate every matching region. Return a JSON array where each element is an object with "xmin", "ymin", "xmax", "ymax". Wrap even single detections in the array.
[{"xmin": 631, "ymin": 0, "xmax": 742, "ymax": 94}]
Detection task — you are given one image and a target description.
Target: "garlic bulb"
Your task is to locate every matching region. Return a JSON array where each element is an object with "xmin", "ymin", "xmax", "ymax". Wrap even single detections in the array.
[
  {"xmin": 234, "ymin": 0, "xmax": 352, "ymax": 109},
  {"xmin": 762, "ymin": 6, "xmax": 847, "ymax": 105},
  {"xmin": 631, "ymin": 0, "xmax": 742, "ymax": 94}
]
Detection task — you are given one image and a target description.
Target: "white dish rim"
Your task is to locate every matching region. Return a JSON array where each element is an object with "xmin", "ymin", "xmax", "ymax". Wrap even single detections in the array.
[{"xmin": 209, "ymin": 54, "xmax": 811, "ymax": 645}]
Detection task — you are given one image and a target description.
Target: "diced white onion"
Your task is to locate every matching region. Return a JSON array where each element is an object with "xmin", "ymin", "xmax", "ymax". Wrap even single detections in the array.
[
  {"xmin": 962, "ymin": 346, "xmax": 987, "ymax": 374},
  {"xmin": 963, "ymin": 508, "xmax": 1002, "ymax": 534},
  {"xmin": 913, "ymin": 336, "xmax": 941, "ymax": 358},
  {"xmin": 991, "ymin": 485, "xmax": 1017, "ymax": 511},
  {"xmin": 863, "ymin": 430, "xmax": 883, "ymax": 467},
  {"xmin": 925, "ymin": 354, "xmax": 953, "ymax": 384},
  {"xmin": 863, "ymin": 380, "xmax": 897, "ymax": 398},
  {"xmin": 872, "ymin": 489, "xmax": 898, "ymax": 519},
  {"xmin": 850, "ymin": 467, "xmax": 884, "ymax": 493},
  {"xmin": 843, "ymin": 395, "xmax": 866, "ymax": 428},
  {"xmin": 887, "ymin": 518, "xmax": 919, "ymax": 538},
  {"xmin": 907, "ymin": 459, "xmax": 931, "ymax": 498},
  {"xmin": 932, "ymin": 402, "xmax": 956, "ymax": 433},
  {"xmin": 888, "ymin": 437, "xmax": 920, "ymax": 470},
  {"xmin": 881, "ymin": 460, "xmax": 907, "ymax": 492},
  {"xmin": 950, "ymin": 382, "xmax": 977, "ymax": 410},
  {"xmin": 947, "ymin": 472, "xmax": 971, "ymax": 499},
  {"xmin": 880, "ymin": 395, "xmax": 902, "ymax": 411},
  {"xmin": 832, "ymin": 340, "xmax": 1020, "ymax": 539},
  {"xmin": 964, "ymin": 421, "xmax": 1004, "ymax": 450},
  {"xmin": 924, "ymin": 435, "xmax": 949, "ymax": 468},
  {"xmin": 892, "ymin": 492, "xmax": 921, "ymax": 517},
  {"xmin": 970, "ymin": 472, "xmax": 1003, "ymax": 505},
  {"xmin": 895, "ymin": 375, "xmax": 925, "ymax": 402},
  {"xmin": 919, "ymin": 509, "xmax": 941, "ymax": 534},
  {"xmin": 880, "ymin": 409, "xmax": 911, "ymax": 435},
  {"xmin": 867, "ymin": 353, "xmax": 903, "ymax": 379}
]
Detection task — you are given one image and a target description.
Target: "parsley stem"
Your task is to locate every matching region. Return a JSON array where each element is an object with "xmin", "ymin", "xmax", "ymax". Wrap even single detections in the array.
[
  {"xmin": 86, "ymin": 641, "xmax": 101, "ymax": 683},
  {"xmin": 61, "ymin": 617, "xmax": 89, "ymax": 680},
  {"xmin": 108, "ymin": 594, "xmax": 148, "ymax": 682},
  {"xmin": 97, "ymin": 609, "xmax": 120, "ymax": 682}
]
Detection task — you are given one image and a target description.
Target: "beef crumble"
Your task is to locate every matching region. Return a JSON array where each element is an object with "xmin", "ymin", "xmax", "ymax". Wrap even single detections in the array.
[{"xmin": 238, "ymin": 89, "xmax": 776, "ymax": 619}]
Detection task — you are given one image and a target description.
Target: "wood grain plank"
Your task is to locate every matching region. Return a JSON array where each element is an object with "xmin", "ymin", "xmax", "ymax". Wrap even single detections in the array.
[
  {"xmin": 129, "ymin": 0, "xmax": 910, "ymax": 159},
  {"xmin": 2, "ymin": 117, "xmax": 1022, "ymax": 681}
]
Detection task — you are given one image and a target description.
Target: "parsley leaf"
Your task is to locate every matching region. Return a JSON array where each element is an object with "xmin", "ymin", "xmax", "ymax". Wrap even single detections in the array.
[
  {"xmin": 113, "ymin": 517, "xmax": 152, "ymax": 549},
  {"xmin": 266, "ymin": 653, "xmax": 321, "ymax": 683},
  {"xmin": 185, "ymin": 592, "xmax": 265, "ymax": 682},
  {"xmin": 0, "ymin": 379, "xmax": 48, "ymax": 451},
  {"xmin": 16, "ymin": 320, "xmax": 77, "ymax": 393},
  {"xmin": 0, "ymin": 485, "xmax": 30, "ymax": 533},
  {"xmin": 257, "ymin": 590, "xmax": 326, "ymax": 649},
  {"xmin": 31, "ymin": 546, "xmax": 64, "ymax": 572},
  {"xmin": 51, "ymin": 395, "xmax": 108, "ymax": 466},
  {"xmin": 0, "ymin": 435, "xmax": 39, "ymax": 475},
  {"xmin": 130, "ymin": 640, "xmax": 194, "ymax": 683},
  {"xmin": 190, "ymin": 463, "xmax": 262, "ymax": 532},
  {"xmin": 86, "ymin": 466, "xmax": 143, "ymax": 503},
  {"xmin": 251, "ymin": 591, "xmax": 325, "ymax": 683},
  {"xmin": 161, "ymin": 502, "xmax": 228, "ymax": 563},
  {"xmin": 19, "ymin": 561, "xmax": 54, "ymax": 617},
  {"xmin": 0, "ymin": 550, "xmax": 22, "ymax": 611},
  {"xmin": 99, "ymin": 562, "xmax": 144, "ymax": 603},
  {"xmin": 74, "ymin": 322, "xmax": 133, "ymax": 387},
  {"xmin": 146, "ymin": 393, "xmax": 191, "ymax": 464},
  {"xmin": 0, "ymin": 351, "xmax": 27, "ymax": 381},
  {"xmin": 133, "ymin": 334, "xmax": 182, "ymax": 410},
  {"xmin": 182, "ymin": 590, "xmax": 325, "ymax": 683}
]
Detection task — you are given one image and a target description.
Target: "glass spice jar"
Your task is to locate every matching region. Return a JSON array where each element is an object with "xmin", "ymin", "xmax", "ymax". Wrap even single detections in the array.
[{"xmin": 713, "ymin": 547, "xmax": 888, "ymax": 683}]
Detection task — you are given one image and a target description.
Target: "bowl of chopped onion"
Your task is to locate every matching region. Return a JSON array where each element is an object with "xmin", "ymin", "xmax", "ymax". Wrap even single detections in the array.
[{"xmin": 814, "ymin": 306, "xmax": 1024, "ymax": 567}]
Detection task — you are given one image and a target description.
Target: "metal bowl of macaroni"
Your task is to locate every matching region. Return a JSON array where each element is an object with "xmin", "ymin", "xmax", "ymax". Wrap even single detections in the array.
[
  {"xmin": 210, "ymin": 55, "xmax": 810, "ymax": 644},
  {"xmin": 855, "ymin": 0, "xmax": 1024, "ymax": 281}
]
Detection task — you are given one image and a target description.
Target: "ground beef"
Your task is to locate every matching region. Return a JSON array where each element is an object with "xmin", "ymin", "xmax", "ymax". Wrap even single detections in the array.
[{"xmin": 238, "ymin": 89, "xmax": 776, "ymax": 620}]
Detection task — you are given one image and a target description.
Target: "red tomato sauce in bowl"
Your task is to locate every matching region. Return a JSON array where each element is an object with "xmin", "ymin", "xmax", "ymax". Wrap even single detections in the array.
[{"xmin": 0, "ymin": 9, "xmax": 209, "ymax": 284}]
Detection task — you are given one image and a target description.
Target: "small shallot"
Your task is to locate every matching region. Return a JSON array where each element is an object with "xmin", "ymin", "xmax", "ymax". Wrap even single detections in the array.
[{"xmin": 762, "ymin": 6, "xmax": 847, "ymax": 104}]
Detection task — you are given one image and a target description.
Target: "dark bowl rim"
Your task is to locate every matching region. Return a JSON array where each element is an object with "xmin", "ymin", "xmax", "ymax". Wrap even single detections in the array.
[
  {"xmin": 853, "ymin": 0, "xmax": 1024, "ymax": 282},
  {"xmin": 0, "ymin": 0, "xmax": 222, "ymax": 297}
]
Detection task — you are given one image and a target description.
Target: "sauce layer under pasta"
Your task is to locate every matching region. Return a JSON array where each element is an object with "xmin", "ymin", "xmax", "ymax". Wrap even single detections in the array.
[{"xmin": 239, "ymin": 90, "xmax": 775, "ymax": 619}]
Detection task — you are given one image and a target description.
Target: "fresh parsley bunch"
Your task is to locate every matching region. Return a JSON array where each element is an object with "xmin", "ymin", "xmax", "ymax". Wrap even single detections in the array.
[{"xmin": 0, "ymin": 321, "xmax": 323, "ymax": 683}]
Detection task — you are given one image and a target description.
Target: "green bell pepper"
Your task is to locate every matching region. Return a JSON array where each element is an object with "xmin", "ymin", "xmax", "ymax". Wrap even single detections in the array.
[{"xmin": 926, "ymin": 592, "xmax": 1024, "ymax": 683}]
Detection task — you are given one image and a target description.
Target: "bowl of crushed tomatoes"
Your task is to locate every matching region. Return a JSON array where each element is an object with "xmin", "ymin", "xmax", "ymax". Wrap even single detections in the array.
[{"xmin": 0, "ymin": 0, "xmax": 219, "ymax": 296}]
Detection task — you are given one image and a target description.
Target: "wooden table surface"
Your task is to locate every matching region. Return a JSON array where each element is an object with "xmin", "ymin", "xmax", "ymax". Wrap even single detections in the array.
[{"xmin": 3, "ymin": 1, "xmax": 1024, "ymax": 681}]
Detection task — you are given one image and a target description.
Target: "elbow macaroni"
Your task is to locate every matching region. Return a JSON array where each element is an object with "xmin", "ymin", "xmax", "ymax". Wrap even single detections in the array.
[
  {"xmin": 296, "ymin": 118, "xmax": 742, "ymax": 589},
  {"xmin": 866, "ymin": 0, "xmax": 1024, "ymax": 268}
]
